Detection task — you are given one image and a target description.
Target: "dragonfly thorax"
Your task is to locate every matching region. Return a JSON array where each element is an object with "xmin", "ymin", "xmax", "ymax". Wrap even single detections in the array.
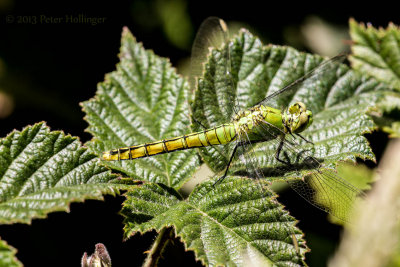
[
  {"xmin": 232, "ymin": 105, "xmax": 283, "ymax": 137},
  {"xmin": 282, "ymin": 102, "xmax": 313, "ymax": 134}
]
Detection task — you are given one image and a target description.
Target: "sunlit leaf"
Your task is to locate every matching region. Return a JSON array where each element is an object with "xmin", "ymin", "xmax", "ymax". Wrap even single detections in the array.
[
  {"xmin": 349, "ymin": 19, "xmax": 400, "ymax": 91},
  {"xmin": 123, "ymin": 177, "xmax": 306, "ymax": 266},
  {"xmin": 82, "ymin": 27, "xmax": 200, "ymax": 189},
  {"xmin": 0, "ymin": 238, "xmax": 22, "ymax": 267},
  {"xmin": 0, "ymin": 122, "xmax": 127, "ymax": 224}
]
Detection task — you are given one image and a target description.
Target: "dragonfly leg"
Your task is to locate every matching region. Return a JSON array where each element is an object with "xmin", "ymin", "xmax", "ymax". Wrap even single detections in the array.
[
  {"xmin": 286, "ymin": 133, "xmax": 297, "ymax": 146},
  {"xmin": 296, "ymin": 133, "xmax": 314, "ymax": 144},
  {"xmin": 213, "ymin": 144, "xmax": 239, "ymax": 186},
  {"xmin": 275, "ymin": 136, "xmax": 291, "ymax": 165}
]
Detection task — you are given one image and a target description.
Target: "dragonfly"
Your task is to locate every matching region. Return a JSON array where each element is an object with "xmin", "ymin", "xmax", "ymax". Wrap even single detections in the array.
[{"xmin": 102, "ymin": 17, "xmax": 364, "ymax": 224}]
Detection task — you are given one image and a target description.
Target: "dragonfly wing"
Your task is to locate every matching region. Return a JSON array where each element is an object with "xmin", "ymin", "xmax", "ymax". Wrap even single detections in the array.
[
  {"xmin": 233, "ymin": 118, "xmax": 364, "ymax": 223},
  {"xmin": 258, "ymin": 54, "xmax": 347, "ymax": 111},
  {"xmin": 190, "ymin": 17, "xmax": 238, "ymax": 128},
  {"xmin": 190, "ymin": 17, "xmax": 229, "ymax": 92},
  {"xmin": 287, "ymin": 167, "xmax": 363, "ymax": 222}
]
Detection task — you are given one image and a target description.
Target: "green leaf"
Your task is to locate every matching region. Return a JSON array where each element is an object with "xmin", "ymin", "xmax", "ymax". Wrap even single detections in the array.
[
  {"xmin": 349, "ymin": 19, "xmax": 400, "ymax": 91},
  {"xmin": 81, "ymin": 27, "xmax": 200, "ymax": 189},
  {"xmin": 0, "ymin": 122, "xmax": 127, "ymax": 224},
  {"xmin": 370, "ymin": 89, "xmax": 400, "ymax": 138},
  {"xmin": 122, "ymin": 177, "xmax": 306, "ymax": 266},
  {"xmin": 348, "ymin": 19, "xmax": 400, "ymax": 138},
  {"xmin": 0, "ymin": 238, "xmax": 22, "ymax": 267},
  {"xmin": 335, "ymin": 163, "xmax": 374, "ymax": 191},
  {"xmin": 192, "ymin": 30, "xmax": 389, "ymax": 175},
  {"xmin": 382, "ymin": 121, "xmax": 400, "ymax": 138}
]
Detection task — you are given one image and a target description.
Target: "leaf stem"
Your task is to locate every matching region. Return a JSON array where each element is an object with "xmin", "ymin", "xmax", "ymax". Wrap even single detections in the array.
[{"xmin": 143, "ymin": 227, "xmax": 174, "ymax": 267}]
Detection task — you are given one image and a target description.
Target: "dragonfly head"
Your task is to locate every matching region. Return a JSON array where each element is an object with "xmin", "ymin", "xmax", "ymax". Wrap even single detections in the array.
[{"xmin": 284, "ymin": 102, "xmax": 313, "ymax": 134}]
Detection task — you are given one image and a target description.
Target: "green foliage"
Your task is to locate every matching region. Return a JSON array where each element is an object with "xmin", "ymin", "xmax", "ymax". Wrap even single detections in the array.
[
  {"xmin": 335, "ymin": 163, "xmax": 374, "ymax": 190},
  {"xmin": 1, "ymin": 19, "xmax": 396, "ymax": 266},
  {"xmin": 0, "ymin": 238, "xmax": 22, "ymax": 267},
  {"xmin": 372, "ymin": 92, "xmax": 400, "ymax": 138},
  {"xmin": 383, "ymin": 121, "xmax": 400, "ymax": 138},
  {"xmin": 80, "ymin": 26, "xmax": 393, "ymax": 266},
  {"xmin": 122, "ymin": 177, "xmax": 305, "ymax": 266},
  {"xmin": 81, "ymin": 27, "xmax": 200, "ymax": 189},
  {"xmin": 83, "ymin": 28, "xmax": 309, "ymax": 265},
  {"xmin": 191, "ymin": 30, "xmax": 388, "ymax": 178},
  {"xmin": 0, "ymin": 122, "xmax": 128, "ymax": 224},
  {"xmin": 349, "ymin": 19, "xmax": 400, "ymax": 91},
  {"xmin": 349, "ymin": 19, "xmax": 400, "ymax": 138}
]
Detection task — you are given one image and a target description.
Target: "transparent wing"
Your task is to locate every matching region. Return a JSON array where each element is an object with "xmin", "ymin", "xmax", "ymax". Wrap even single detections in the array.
[
  {"xmin": 190, "ymin": 17, "xmax": 239, "ymax": 130},
  {"xmin": 190, "ymin": 17, "xmax": 230, "ymax": 92},
  {"xmin": 236, "ymin": 119, "xmax": 364, "ymax": 223},
  {"xmin": 258, "ymin": 54, "xmax": 346, "ymax": 111},
  {"xmin": 282, "ymin": 140, "xmax": 363, "ymax": 222}
]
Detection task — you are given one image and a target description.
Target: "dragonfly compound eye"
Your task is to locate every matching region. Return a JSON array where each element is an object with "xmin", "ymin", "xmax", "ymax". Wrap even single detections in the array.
[
  {"xmin": 293, "ymin": 109, "xmax": 313, "ymax": 133},
  {"xmin": 297, "ymin": 102, "xmax": 306, "ymax": 111},
  {"xmin": 306, "ymin": 110, "xmax": 313, "ymax": 128}
]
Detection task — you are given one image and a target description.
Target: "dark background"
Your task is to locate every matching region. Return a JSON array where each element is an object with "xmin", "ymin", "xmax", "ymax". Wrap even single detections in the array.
[{"xmin": 0, "ymin": 1, "xmax": 395, "ymax": 266}]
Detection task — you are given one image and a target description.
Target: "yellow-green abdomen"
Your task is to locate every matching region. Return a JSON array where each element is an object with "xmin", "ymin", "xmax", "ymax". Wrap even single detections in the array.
[{"xmin": 102, "ymin": 123, "xmax": 236, "ymax": 161}]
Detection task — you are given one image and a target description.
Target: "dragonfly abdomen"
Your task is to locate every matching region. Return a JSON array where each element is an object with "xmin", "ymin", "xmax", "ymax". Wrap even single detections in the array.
[{"xmin": 102, "ymin": 123, "xmax": 236, "ymax": 161}]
